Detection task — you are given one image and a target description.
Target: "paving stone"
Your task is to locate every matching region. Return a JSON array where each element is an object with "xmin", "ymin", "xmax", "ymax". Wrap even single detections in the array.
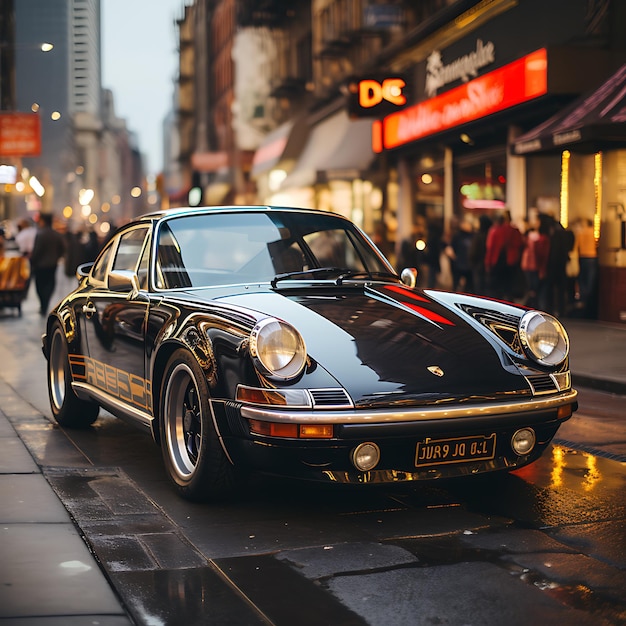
[{"xmin": 276, "ymin": 541, "xmax": 417, "ymax": 579}]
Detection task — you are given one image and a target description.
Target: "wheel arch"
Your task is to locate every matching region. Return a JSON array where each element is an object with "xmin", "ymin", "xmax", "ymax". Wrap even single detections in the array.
[
  {"xmin": 150, "ymin": 341, "xmax": 181, "ymax": 445},
  {"xmin": 45, "ymin": 308, "xmax": 81, "ymax": 359},
  {"xmin": 150, "ymin": 328, "xmax": 221, "ymax": 442}
]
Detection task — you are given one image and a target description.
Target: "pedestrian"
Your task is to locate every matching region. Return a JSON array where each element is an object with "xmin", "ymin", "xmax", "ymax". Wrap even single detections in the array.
[
  {"xmin": 64, "ymin": 223, "xmax": 84, "ymax": 278},
  {"xmin": 447, "ymin": 215, "xmax": 474, "ymax": 293},
  {"xmin": 484, "ymin": 210, "xmax": 523, "ymax": 300},
  {"xmin": 520, "ymin": 217, "xmax": 550, "ymax": 308},
  {"xmin": 423, "ymin": 219, "xmax": 443, "ymax": 288},
  {"xmin": 14, "ymin": 217, "xmax": 37, "ymax": 257},
  {"xmin": 469, "ymin": 214, "xmax": 492, "ymax": 296},
  {"xmin": 82, "ymin": 227, "xmax": 100, "ymax": 263},
  {"xmin": 574, "ymin": 217, "xmax": 598, "ymax": 317},
  {"xmin": 541, "ymin": 213, "xmax": 574, "ymax": 317},
  {"xmin": 397, "ymin": 220, "xmax": 427, "ymax": 282},
  {"xmin": 30, "ymin": 212, "xmax": 66, "ymax": 316}
]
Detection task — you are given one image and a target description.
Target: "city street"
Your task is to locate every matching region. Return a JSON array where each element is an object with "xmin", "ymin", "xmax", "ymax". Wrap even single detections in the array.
[
  {"xmin": 1, "ymin": 278, "xmax": 626, "ymax": 625},
  {"xmin": 4, "ymin": 3, "xmax": 626, "ymax": 625}
]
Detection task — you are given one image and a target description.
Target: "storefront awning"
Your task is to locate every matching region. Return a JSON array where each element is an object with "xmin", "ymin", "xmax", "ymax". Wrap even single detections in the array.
[
  {"xmin": 281, "ymin": 111, "xmax": 376, "ymax": 190},
  {"xmin": 191, "ymin": 151, "xmax": 229, "ymax": 172},
  {"xmin": 513, "ymin": 64, "xmax": 626, "ymax": 155},
  {"xmin": 251, "ymin": 118, "xmax": 309, "ymax": 178}
]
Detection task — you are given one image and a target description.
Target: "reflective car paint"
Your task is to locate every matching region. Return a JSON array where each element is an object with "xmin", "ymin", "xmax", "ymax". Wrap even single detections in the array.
[{"xmin": 42, "ymin": 206, "xmax": 578, "ymax": 500}]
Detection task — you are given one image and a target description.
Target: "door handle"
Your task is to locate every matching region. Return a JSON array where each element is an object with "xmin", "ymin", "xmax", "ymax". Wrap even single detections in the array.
[{"xmin": 82, "ymin": 303, "xmax": 96, "ymax": 318}]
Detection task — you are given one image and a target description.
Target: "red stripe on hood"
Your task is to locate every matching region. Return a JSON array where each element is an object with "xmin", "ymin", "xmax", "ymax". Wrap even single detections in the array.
[
  {"xmin": 384, "ymin": 284, "xmax": 429, "ymax": 302},
  {"xmin": 382, "ymin": 285, "xmax": 455, "ymax": 325}
]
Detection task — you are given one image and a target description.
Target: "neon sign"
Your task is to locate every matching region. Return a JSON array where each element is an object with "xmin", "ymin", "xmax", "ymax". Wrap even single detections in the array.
[
  {"xmin": 373, "ymin": 49, "xmax": 548, "ymax": 152},
  {"xmin": 359, "ymin": 78, "xmax": 407, "ymax": 108},
  {"xmin": 349, "ymin": 76, "xmax": 408, "ymax": 118}
]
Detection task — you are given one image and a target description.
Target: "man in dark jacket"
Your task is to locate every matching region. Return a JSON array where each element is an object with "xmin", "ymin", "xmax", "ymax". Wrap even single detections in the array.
[
  {"xmin": 541, "ymin": 213, "xmax": 575, "ymax": 317},
  {"xmin": 30, "ymin": 213, "xmax": 65, "ymax": 316}
]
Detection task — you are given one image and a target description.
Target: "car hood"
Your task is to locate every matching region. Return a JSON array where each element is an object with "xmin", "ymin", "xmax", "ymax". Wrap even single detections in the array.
[{"xmin": 183, "ymin": 284, "xmax": 528, "ymax": 407}]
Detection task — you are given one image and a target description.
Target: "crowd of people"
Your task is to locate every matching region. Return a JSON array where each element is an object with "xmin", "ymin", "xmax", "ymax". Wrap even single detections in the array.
[
  {"xmin": 398, "ymin": 209, "xmax": 598, "ymax": 319},
  {"xmin": 1, "ymin": 208, "xmax": 599, "ymax": 320},
  {"xmin": 0, "ymin": 214, "xmax": 104, "ymax": 316}
]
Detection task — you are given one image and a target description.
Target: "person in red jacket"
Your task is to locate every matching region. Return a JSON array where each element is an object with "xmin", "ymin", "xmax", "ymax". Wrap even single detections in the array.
[
  {"xmin": 521, "ymin": 218, "xmax": 551, "ymax": 308},
  {"xmin": 485, "ymin": 210, "xmax": 523, "ymax": 301}
]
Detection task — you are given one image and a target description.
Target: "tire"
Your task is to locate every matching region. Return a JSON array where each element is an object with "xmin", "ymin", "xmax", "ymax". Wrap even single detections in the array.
[
  {"xmin": 159, "ymin": 348, "xmax": 236, "ymax": 501},
  {"xmin": 47, "ymin": 322, "xmax": 99, "ymax": 427}
]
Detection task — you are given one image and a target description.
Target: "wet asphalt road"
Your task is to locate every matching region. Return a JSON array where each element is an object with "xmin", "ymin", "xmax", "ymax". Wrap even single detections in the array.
[{"xmin": 1, "ymin": 291, "xmax": 626, "ymax": 625}]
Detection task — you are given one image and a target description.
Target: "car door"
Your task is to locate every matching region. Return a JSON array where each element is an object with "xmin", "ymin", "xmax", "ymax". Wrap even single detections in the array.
[
  {"xmin": 67, "ymin": 241, "xmax": 116, "ymax": 363},
  {"xmin": 82, "ymin": 226, "xmax": 153, "ymax": 418}
]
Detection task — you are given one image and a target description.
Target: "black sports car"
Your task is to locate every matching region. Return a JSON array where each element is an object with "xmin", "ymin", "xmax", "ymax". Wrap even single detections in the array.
[{"xmin": 42, "ymin": 206, "xmax": 578, "ymax": 501}]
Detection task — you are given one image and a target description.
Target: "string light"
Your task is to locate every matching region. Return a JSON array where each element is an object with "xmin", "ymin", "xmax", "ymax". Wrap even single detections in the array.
[{"xmin": 559, "ymin": 150, "xmax": 570, "ymax": 228}]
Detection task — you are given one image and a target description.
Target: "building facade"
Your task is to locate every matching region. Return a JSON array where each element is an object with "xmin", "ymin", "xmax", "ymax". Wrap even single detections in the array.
[
  {"xmin": 6, "ymin": 0, "xmax": 146, "ymax": 234},
  {"xmin": 166, "ymin": 0, "xmax": 626, "ymax": 322}
]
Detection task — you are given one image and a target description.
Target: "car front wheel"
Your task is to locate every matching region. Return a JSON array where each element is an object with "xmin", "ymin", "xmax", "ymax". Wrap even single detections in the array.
[
  {"xmin": 47, "ymin": 322, "xmax": 99, "ymax": 427},
  {"xmin": 160, "ymin": 348, "xmax": 236, "ymax": 501}
]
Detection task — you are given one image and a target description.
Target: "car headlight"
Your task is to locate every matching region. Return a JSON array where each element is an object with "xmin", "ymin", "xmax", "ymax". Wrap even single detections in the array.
[
  {"xmin": 249, "ymin": 317, "xmax": 307, "ymax": 381},
  {"xmin": 518, "ymin": 311, "xmax": 569, "ymax": 366}
]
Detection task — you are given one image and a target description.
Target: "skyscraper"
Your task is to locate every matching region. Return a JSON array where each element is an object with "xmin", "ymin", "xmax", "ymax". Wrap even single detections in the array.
[{"xmin": 14, "ymin": 0, "xmax": 103, "ymax": 214}]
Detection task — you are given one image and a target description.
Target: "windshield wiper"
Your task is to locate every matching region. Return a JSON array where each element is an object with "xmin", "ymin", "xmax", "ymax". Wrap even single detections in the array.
[
  {"xmin": 271, "ymin": 267, "xmax": 399, "ymax": 288},
  {"xmin": 271, "ymin": 267, "xmax": 347, "ymax": 288},
  {"xmin": 335, "ymin": 270, "xmax": 399, "ymax": 285}
]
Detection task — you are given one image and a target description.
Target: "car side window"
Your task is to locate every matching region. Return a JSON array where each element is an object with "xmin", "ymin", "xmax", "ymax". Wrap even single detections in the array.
[
  {"xmin": 90, "ymin": 244, "xmax": 115, "ymax": 284},
  {"xmin": 155, "ymin": 224, "xmax": 192, "ymax": 289},
  {"xmin": 136, "ymin": 234, "xmax": 151, "ymax": 289},
  {"xmin": 112, "ymin": 228, "xmax": 150, "ymax": 275}
]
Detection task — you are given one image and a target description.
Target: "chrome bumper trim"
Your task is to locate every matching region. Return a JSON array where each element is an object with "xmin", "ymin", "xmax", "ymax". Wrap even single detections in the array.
[
  {"xmin": 71, "ymin": 381, "xmax": 153, "ymax": 429},
  {"xmin": 240, "ymin": 389, "xmax": 578, "ymax": 424}
]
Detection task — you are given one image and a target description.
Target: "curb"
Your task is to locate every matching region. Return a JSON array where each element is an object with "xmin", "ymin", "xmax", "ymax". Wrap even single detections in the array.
[{"xmin": 572, "ymin": 374, "xmax": 626, "ymax": 396}]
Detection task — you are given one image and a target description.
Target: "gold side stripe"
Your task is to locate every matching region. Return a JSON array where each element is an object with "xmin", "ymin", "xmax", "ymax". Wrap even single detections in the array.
[{"xmin": 68, "ymin": 353, "xmax": 152, "ymax": 412}]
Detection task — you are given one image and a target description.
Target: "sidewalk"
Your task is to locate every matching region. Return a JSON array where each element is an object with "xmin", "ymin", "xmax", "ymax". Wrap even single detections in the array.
[
  {"xmin": 0, "ymin": 277, "xmax": 134, "ymax": 624},
  {"xmin": 0, "ymin": 385, "xmax": 134, "ymax": 624},
  {"xmin": 0, "ymin": 275, "xmax": 625, "ymax": 624},
  {"xmin": 563, "ymin": 317, "xmax": 626, "ymax": 395}
]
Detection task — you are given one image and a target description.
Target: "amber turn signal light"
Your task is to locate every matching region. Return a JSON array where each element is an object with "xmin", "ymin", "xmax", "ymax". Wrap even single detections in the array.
[
  {"xmin": 248, "ymin": 420, "xmax": 333, "ymax": 439},
  {"xmin": 557, "ymin": 404, "xmax": 573, "ymax": 420}
]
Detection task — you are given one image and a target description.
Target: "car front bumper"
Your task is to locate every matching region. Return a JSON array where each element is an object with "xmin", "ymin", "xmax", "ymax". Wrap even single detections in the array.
[{"xmin": 218, "ymin": 389, "xmax": 578, "ymax": 484}]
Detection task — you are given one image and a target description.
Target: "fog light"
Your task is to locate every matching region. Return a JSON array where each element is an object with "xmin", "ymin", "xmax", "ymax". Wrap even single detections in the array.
[
  {"xmin": 511, "ymin": 428, "xmax": 536, "ymax": 455},
  {"xmin": 351, "ymin": 442, "xmax": 380, "ymax": 471}
]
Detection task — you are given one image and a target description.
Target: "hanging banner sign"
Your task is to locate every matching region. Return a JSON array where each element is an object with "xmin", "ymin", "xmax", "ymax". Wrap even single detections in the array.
[
  {"xmin": 375, "ymin": 49, "xmax": 548, "ymax": 152},
  {"xmin": 0, "ymin": 113, "xmax": 41, "ymax": 157}
]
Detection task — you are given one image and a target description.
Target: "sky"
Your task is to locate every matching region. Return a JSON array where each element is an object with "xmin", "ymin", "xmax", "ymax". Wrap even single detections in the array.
[{"xmin": 101, "ymin": 0, "xmax": 187, "ymax": 177}]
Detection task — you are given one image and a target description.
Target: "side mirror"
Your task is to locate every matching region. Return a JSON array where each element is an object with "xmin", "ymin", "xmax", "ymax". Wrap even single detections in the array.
[
  {"xmin": 400, "ymin": 267, "xmax": 418, "ymax": 288},
  {"xmin": 108, "ymin": 269, "xmax": 146, "ymax": 301},
  {"xmin": 76, "ymin": 262, "xmax": 93, "ymax": 281}
]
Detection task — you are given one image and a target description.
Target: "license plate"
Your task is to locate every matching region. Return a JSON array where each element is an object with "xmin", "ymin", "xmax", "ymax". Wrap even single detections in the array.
[{"xmin": 415, "ymin": 434, "xmax": 496, "ymax": 467}]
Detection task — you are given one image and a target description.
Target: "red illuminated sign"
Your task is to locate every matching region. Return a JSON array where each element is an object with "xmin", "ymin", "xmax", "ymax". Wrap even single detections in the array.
[
  {"xmin": 373, "ymin": 49, "xmax": 548, "ymax": 152},
  {"xmin": 0, "ymin": 113, "xmax": 41, "ymax": 157}
]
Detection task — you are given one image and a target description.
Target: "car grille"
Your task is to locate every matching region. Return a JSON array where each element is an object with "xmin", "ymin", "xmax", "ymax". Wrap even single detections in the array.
[
  {"xmin": 457, "ymin": 304, "xmax": 524, "ymax": 354},
  {"xmin": 525, "ymin": 374, "xmax": 558, "ymax": 395},
  {"xmin": 224, "ymin": 400, "xmax": 249, "ymax": 436},
  {"xmin": 309, "ymin": 388, "xmax": 353, "ymax": 408}
]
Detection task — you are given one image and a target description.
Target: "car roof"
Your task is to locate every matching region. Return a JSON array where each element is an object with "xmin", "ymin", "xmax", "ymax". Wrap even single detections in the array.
[{"xmin": 138, "ymin": 205, "xmax": 337, "ymax": 221}]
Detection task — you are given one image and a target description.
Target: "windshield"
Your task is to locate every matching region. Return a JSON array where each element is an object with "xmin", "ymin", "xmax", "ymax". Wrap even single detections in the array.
[{"xmin": 153, "ymin": 210, "xmax": 394, "ymax": 289}]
